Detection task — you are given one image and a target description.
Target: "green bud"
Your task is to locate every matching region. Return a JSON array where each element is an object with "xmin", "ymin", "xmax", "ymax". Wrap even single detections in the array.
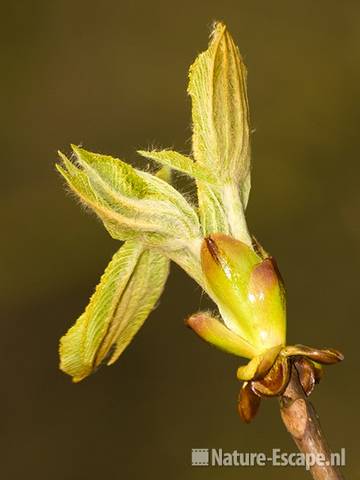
[{"xmin": 201, "ymin": 233, "xmax": 286, "ymax": 355}]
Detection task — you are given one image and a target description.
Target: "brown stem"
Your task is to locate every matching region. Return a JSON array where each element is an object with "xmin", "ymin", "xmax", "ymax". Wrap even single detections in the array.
[{"xmin": 279, "ymin": 365, "xmax": 344, "ymax": 480}]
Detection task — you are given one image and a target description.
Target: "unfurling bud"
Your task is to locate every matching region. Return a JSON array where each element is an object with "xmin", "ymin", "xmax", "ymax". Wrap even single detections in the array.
[
  {"xmin": 185, "ymin": 233, "xmax": 343, "ymax": 423},
  {"xmin": 57, "ymin": 21, "xmax": 344, "ymax": 430}
]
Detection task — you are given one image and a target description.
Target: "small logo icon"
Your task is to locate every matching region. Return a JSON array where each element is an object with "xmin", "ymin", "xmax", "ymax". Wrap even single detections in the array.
[{"xmin": 192, "ymin": 448, "xmax": 209, "ymax": 466}]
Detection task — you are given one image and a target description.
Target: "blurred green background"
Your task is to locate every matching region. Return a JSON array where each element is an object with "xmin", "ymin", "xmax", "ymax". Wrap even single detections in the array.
[{"xmin": 2, "ymin": 1, "xmax": 359, "ymax": 478}]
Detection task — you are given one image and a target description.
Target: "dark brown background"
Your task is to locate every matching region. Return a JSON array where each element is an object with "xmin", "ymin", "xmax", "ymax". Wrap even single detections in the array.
[{"xmin": 2, "ymin": 1, "xmax": 359, "ymax": 478}]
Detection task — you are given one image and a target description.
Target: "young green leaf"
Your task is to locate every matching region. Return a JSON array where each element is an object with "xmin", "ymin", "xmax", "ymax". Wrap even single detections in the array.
[
  {"xmin": 98, "ymin": 247, "xmax": 170, "ymax": 365},
  {"xmin": 59, "ymin": 241, "xmax": 169, "ymax": 382},
  {"xmin": 57, "ymin": 147, "xmax": 201, "ymax": 245},
  {"xmin": 188, "ymin": 21, "xmax": 251, "ymax": 187},
  {"xmin": 187, "ymin": 23, "xmax": 252, "ymax": 245},
  {"xmin": 196, "ymin": 182, "xmax": 230, "ymax": 236}
]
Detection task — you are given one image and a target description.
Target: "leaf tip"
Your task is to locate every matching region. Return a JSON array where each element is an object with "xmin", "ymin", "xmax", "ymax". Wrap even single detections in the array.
[
  {"xmin": 210, "ymin": 20, "xmax": 227, "ymax": 37},
  {"xmin": 156, "ymin": 165, "xmax": 172, "ymax": 184}
]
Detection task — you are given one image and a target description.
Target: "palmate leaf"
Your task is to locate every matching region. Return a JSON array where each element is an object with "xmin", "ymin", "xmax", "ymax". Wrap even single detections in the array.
[
  {"xmin": 60, "ymin": 240, "xmax": 169, "ymax": 382},
  {"xmin": 57, "ymin": 23, "xmax": 256, "ymax": 385}
]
